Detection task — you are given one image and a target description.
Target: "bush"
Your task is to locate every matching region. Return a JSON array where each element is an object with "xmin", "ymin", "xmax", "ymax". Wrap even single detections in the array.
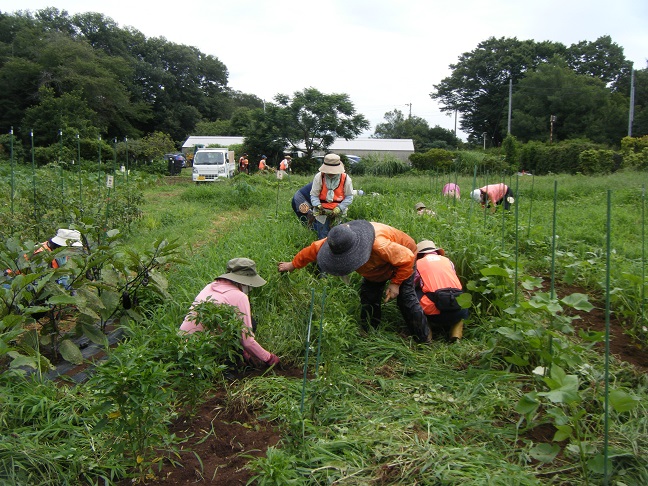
[
  {"xmin": 409, "ymin": 148, "xmax": 456, "ymax": 171},
  {"xmin": 351, "ymin": 154, "xmax": 410, "ymax": 176}
]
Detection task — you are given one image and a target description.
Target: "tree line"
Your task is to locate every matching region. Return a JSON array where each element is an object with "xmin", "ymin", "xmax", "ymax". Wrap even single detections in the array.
[{"xmin": 431, "ymin": 36, "xmax": 647, "ymax": 147}]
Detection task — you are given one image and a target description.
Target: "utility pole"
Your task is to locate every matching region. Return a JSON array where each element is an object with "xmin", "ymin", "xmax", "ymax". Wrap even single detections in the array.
[
  {"xmin": 549, "ymin": 115, "xmax": 557, "ymax": 144},
  {"xmin": 482, "ymin": 132, "xmax": 487, "ymax": 150},
  {"xmin": 405, "ymin": 103, "xmax": 412, "ymax": 118}
]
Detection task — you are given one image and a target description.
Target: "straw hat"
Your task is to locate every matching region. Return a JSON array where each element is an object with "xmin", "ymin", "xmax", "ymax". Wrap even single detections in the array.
[
  {"xmin": 415, "ymin": 202, "xmax": 427, "ymax": 210},
  {"xmin": 316, "ymin": 220, "xmax": 375, "ymax": 276},
  {"xmin": 416, "ymin": 240, "xmax": 445, "ymax": 256},
  {"xmin": 217, "ymin": 258, "xmax": 266, "ymax": 287},
  {"xmin": 51, "ymin": 228, "xmax": 83, "ymax": 247},
  {"xmin": 319, "ymin": 153, "xmax": 345, "ymax": 174}
]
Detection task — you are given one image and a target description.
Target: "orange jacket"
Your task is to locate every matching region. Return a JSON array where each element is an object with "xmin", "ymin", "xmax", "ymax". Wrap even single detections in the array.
[
  {"xmin": 259, "ymin": 160, "xmax": 267, "ymax": 170},
  {"xmin": 279, "ymin": 160, "xmax": 288, "ymax": 170},
  {"xmin": 415, "ymin": 254, "xmax": 462, "ymax": 315},
  {"xmin": 291, "ymin": 222, "xmax": 416, "ymax": 284},
  {"xmin": 318, "ymin": 173, "xmax": 347, "ymax": 209}
]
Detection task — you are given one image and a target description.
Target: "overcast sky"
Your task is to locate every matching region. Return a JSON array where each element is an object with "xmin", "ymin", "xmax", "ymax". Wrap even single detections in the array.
[{"xmin": 9, "ymin": 0, "xmax": 648, "ymax": 140}]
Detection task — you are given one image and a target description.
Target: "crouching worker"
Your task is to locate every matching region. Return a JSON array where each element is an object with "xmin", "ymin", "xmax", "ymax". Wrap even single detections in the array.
[
  {"xmin": 278, "ymin": 220, "xmax": 431, "ymax": 343},
  {"xmin": 179, "ymin": 258, "xmax": 280, "ymax": 368},
  {"xmin": 442, "ymin": 183, "xmax": 460, "ymax": 199},
  {"xmin": 414, "ymin": 240, "xmax": 469, "ymax": 342},
  {"xmin": 471, "ymin": 183, "xmax": 514, "ymax": 213}
]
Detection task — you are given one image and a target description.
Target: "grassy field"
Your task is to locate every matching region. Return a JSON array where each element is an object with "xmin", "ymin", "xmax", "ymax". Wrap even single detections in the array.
[
  {"xmin": 126, "ymin": 169, "xmax": 647, "ymax": 485},
  {"xmin": 2, "ymin": 167, "xmax": 647, "ymax": 485}
]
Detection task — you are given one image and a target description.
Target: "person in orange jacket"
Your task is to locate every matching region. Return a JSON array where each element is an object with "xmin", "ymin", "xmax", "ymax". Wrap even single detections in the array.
[
  {"xmin": 278, "ymin": 220, "xmax": 430, "ymax": 343},
  {"xmin": 414, "ymin": 240, "xmax": 468, "ymax": 342},
  {"xmin": 258, "ymin": 155, "xmax": 268, "ymax": 172},
  {"xmin": 309, "ymin": 153, "xmax": 354, "ymax": 239}
]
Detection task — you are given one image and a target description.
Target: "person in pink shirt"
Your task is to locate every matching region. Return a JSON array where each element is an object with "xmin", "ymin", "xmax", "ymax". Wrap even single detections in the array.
[
  {"xmin": 442, "ymin": 183, "xmax": 460, "ymax": 199},
  {"xmin": 471, "ymin": 183, "xmax": 514, "ymax": 213},
  {"xmin": 180, "ymin": 258, "xmax": 279, "ymax": 368}
]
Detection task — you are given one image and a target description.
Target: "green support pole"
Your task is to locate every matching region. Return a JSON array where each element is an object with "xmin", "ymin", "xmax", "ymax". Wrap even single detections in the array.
[
  {"xmin": 547, "ymin": 180, "xmax": 558, "ymax": 369},
  {"xmin": 77, "ymin": 133, "xmax": 83, "ymax": 210},
  {"xmin": 514, "ymin": 174, "xmax": 520, "ymax": 309},
  {"xmin": 31, "ymin": 129, "xmax": 39, "ymax": 240},
  {"xmin": 527, "ymin": 173, "xmax": 535, "ymax": 239},
  {"xmin": 10, "ymin": 127, "xmax": 14, "ymax": 234},
  {"xmin": 642, "ymin": 185, "xmax": 646, "ymax": 330},
  {"xmin": 603, "ymin": 189, "xmax": 612, "ymax": 485},
  {"xmin": 300, "ymin": 289, "xmax": 316, "ymax": 416},
  {"xmin": 59, "ymin": 128, "xmax": 65, "ymax": 220},
  {"xmin": 314, "ymin": 288, "xmax": 327, "ymax": 378}
]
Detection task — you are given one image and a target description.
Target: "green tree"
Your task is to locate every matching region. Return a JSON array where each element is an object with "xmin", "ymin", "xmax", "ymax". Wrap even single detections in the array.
[
  {"xmin": 273, "ymin": 88, "xmax": 369, "ymax": 158},
  {"xmin": 511, "ymin": 61, "xmax": 627, "ymax": 145},
  {"xmin": 431, "ymin": 37, "xmax": 564, "ymax": 146},
  {"xmin": 565, "ymin": 35, "xmax": 632, "ymax": 91},
  {"xmin": 373, "ymin": 109, "xmax": 460, "ymax": 151}
]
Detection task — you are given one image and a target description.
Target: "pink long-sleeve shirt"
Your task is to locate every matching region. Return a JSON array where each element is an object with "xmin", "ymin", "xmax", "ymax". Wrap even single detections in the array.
[{"xmin": 179, "ymin": 279, "xmax": 272, "ymax": 364}]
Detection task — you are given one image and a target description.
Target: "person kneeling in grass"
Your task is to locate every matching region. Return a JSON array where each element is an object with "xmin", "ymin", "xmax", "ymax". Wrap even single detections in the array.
[
  {"xmin": 179, "ymin": 258, "xmax": 280, "ymax": 368},
  {"xmin": 414, "ymin": 240, "xmax": 468, "ymax": 342}
]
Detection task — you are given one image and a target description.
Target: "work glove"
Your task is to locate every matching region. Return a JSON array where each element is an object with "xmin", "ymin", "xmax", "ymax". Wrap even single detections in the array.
[
  {"xmin": 332, "ymin": 206, "xmax": 341, "ymax": 216},
  {"xmin": 312, "ymin": 206, "xmax": 323, "ymax": 216},
  {"xmin": 266, "ymin": 354, "xmax": 280, "ymax": 367}
]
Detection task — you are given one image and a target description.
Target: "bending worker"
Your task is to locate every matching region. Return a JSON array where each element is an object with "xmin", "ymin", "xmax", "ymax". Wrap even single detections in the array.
[
  {"xmin": 309, "ymin": 153, "xmax": 354, "ymax": 239},
  {"xmin": 414, "ymin": 240, "xmax": 468, "ymax": 342},
  {"xmin": 180, "ymin": 258, "xmax": 280, "ymax": 369},
  {"xmin": 278, "ymin": 220, "xmax": 431, "ymax": 343},
  {"xmin": 471, "ymin": 183, "xmax": 514, "ymax": 213}
]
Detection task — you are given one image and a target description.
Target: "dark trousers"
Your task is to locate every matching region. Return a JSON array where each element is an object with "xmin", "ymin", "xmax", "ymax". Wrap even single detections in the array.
[
  {"xmin": 496, "ymin": 186, "xmax": 514, "ymax": 210},
  {"xmin": 359, "ymin": 271, "xmax": 430, "ymax": 342}
]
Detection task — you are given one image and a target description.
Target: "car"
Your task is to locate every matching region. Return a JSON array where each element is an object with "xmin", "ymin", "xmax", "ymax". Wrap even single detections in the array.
[{"xmin": 313, "ymin": 154, "xmax": 362, "ymax": 165}]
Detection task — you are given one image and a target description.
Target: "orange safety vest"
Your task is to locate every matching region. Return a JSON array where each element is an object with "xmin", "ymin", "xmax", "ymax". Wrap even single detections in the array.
[
  {"xmin": 259, "ymin": 160, "xmax": 267, "ymax": 170},
  {"xmin": 280, "ymin": 160, "xmax": 288, "ymax": 170},
  {"xmin": 33, "ymin": 242, "xmax": 61, "ymax": 269},
  {"xmin": 318, "ymin": 173, "xmax": 347, "ymax": 209},
  {"xmin": 416, "ymin": 254, "xmax": 462, "ymax": 315}
]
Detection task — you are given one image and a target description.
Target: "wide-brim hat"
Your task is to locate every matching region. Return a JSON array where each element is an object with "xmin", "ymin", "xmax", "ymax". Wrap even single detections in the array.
[
  {"xmin": 319, "ymin": 153, "xmax": 345, "ymax": 174},
  {"xmin": 470, "ymin": 189, "xmax": 482, "ymax": 201},
  {"xmin": 317, "ymin": 220, "xmax": 375, "ymax": 276},
  {"xmin": 218, "ymin": 258, "xmax": 266, "ymax": 287},
  {"xmin": 51, "ymin": 228, "xmax": 83, "ymax": 247},
  {"xmin": 415, "ymin": 202, "xmax": 427, "ymax": 210},
  {"xmin": 416, "ymin": 240, "xmax": 445, "ymax": 256}
]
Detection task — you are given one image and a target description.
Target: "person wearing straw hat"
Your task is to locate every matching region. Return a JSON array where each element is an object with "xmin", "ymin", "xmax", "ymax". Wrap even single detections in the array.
[
  {"xmin": 309, "ymin": 153, "xmax": 354, "ymax": 239},
  {"xmin": 414, "ymin": 240, "xmax": 468, "ymax": 342},
  {"xmin": 414, "ymin": 202, "xmax": 436, "ymax": 216},
  {"xmin": 278, "ymin": 221, "xmax": 431, "ymax": 343},
  {"xmin": 471, "ymin": 183, "xmax": 514, "ymax": 213},
  {"xmin": 180, "ymin": 258, "xmax": 280, "ymax": 368}
]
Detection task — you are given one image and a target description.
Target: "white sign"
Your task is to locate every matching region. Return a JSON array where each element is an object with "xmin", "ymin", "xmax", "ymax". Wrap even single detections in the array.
[
  {"xmin": 120, "ymin": 165, "xmax": 125, "ymax": 172},
  {"xmin": 106, "ymin": 175, "xmax": 114, "ymax": 188}
]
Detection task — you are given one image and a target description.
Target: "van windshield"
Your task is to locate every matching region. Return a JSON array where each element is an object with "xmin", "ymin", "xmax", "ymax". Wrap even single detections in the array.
[{"xmin": 194, "ymin": 151, "xmax": 226, "ymax": 165}]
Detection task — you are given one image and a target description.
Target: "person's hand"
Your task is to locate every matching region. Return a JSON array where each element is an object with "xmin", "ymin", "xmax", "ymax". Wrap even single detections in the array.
[
  {"xmin": 384, "ymin": 283, "xmax": 400, "ymax": 303},
  {"xmin": 278, "ymin": 262, "xmax": 295, "ymax": 273},
  {"xmin": 312, "ymin": 206, "xmax": 323, "ymax": 216},
  {"xmin": 266, "ymin": 354, "xmax": 280, "ymax": 367},
  {"xmin": 299, "ymin": 202, "xmax": 310, "ymax": 214},
  {"xmin": 332, "ymin": 206, "xmax": 341, "ymax": 216}
]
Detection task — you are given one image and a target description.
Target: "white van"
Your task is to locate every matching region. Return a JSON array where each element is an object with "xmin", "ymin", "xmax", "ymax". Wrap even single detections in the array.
[{"xmin": 192, "ymin": 148, "xmax": 235, "ymax": 182}]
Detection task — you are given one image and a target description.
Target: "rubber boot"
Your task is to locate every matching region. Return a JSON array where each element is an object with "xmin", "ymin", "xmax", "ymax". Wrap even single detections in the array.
[{"xmin": 449, "ymin": 320, "xmax": 463, "ymax": 342}]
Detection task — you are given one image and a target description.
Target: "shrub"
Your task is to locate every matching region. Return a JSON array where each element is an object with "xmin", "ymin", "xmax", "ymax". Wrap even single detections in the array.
[
  {"xmin": 409, "ymin": 148, "xmax": 456, "ymax": 171},
  {"xmin": 351, "ymin": 154, "xmax": 410, "ymax": 177}
]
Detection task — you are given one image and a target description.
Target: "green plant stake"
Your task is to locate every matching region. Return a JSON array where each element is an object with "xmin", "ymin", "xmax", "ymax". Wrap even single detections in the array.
[
  {"xmin": 10, "ymin": 127, "xmax": 14, "ymax": 233},
  {"xmin": 603, "ymin": 189, "xmax": 612, "ymax": 485},
  {"xmin": 77, "ymin": 133, "xmax": 83, "ymax": 210},
  {"xmin": 300, "ymin": 288, "xmax": 315, "ymax": 415},
  {"xmin": 314, "ymin": 288, "xmax": 327, "ymax": 378},
  {"xmin": 31, "ymin": 129, "xmax": 39, "ymax": 240},
  {"xmin": 547, "ymin": 180, "xmax": 558, "ymax": 369},
  {"xmin": 642, "ymin": 185, "xmax": 646, "ymax": 330},
  {"xmin": 514, "ymin": 174, "xmax": 520, "ymax": 313},
  {"xmin": 527, "ymin": 173, "xmax": 535, "ymax": 239}
]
